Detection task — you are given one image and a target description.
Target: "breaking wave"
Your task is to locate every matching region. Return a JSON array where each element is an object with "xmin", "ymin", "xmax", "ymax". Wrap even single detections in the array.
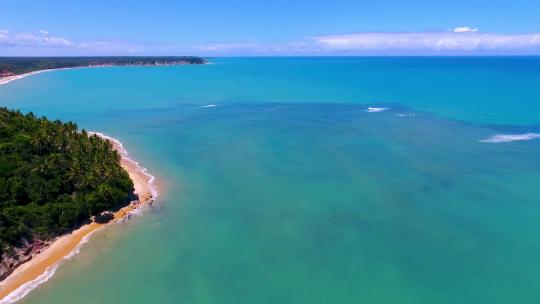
[
  {"xmin": 366, "ymin": 107, "xmax": 388, "ymax": 113},
  {"xmin": 479, "ymin": 133, "xmax": 540, "ymax": 143}
]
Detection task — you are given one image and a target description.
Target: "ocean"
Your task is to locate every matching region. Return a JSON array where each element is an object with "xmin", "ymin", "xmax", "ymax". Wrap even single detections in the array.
[{"xmin": 1, "ymin": 57, "xmax": 540, "ymax": 303}]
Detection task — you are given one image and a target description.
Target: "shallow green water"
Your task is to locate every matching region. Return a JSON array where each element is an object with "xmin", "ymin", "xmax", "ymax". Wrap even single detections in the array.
[{"xmin": 1, "ymin": 57, "xmax": 540, "ymax": 303}]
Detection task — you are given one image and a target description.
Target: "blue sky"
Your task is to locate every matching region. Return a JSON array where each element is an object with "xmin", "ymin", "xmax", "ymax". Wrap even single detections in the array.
[{"xmin": 1, "ymin": 0, "xmax": 540, "ymax": 55}]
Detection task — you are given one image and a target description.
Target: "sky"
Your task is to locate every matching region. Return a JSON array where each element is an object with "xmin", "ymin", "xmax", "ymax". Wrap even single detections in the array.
[{"xmin": 1, "ymin": 0, "xmax": 540, "ymax": 56}]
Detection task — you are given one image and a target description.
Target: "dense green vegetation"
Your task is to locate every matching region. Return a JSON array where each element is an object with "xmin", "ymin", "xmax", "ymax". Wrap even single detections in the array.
[
  {"xmin": 0, "ymin": 108, "xmax": 133, "ymax": 254},
  {"xmin": 0, "ymin": 56, "xmax": 207, "ymax": 76}
]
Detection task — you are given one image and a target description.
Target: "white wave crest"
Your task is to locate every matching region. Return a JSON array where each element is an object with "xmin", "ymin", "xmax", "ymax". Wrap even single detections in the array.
[
  {"xmin": 200, "ymin": 104, "xmax": 216, "ymax": 108},
  {"xmin": 123, "ymin": 208, "xmax": 144, "ymax": 222},
  {"xmin": 0, "ymin": 265, "xmax": 59, "ymax": 304},
  {"xmin": 479, "ymin": 133, "xmax": 540, "ymax": 143},
  {"xmin": 64, "ymin": 227, "xmax": 103, "ymax": 260},
  {"xmin": 396, "ymin": 113, "xmax": 415, "ymax": 117},
  {"xmin": 366, "ymin": 107, "xmax": 388, "ymax": 113}
]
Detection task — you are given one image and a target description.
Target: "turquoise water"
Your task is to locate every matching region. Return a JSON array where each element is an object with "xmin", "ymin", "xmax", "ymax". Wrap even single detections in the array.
[{"xmin": 1, "ymin": 57, "xmax": 540, "ymax": 303}]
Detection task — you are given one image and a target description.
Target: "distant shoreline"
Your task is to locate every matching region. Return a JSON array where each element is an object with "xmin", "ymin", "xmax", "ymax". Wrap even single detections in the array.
[
  {"xmin": 0, "ymin": 133, "xmax": 158, "ymax": 303},
  {"xmin": 0, "ymin": 69, "xmax": 59, "ymax": 85},
  {"xmin": 0, "ymin": 56, "xmax": 207, "ymax": 85}
]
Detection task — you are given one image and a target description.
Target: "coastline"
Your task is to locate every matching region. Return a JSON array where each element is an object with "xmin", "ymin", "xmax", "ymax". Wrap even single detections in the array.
[
  {"xmin": 0, "ymin": 69, "xmax": 55, "ymax": 85},
  {"xmin": 0, "ymin": 133, "xmax": 158, "ymax": 303},
  {"xmin": 0, "ymin": 60, "xmax": 209, "ymax": 86},
  {"xmin": 0, "ymin": 66, "xmax": 104, "ymax": 86}
]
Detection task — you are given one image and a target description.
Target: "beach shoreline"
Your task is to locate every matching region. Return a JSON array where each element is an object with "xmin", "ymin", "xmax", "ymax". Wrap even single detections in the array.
[
  {"xmin": 0, "ymin": 59, "xmax": 209, "ymax": 86},
  {"xmin": 0, "ymin": 70, "xmax": 55, "ymax": 85},
  {"xmin": 0, "ymin": 66, "xmax": 112, "ymax": 86},
  {"xmin": 0, "ymin": 133, "xmax": 158, "ymax": 303}
]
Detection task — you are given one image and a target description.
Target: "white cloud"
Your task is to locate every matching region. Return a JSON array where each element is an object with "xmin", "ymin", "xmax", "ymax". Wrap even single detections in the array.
[
  {"xmin": 77, "ymin": 40, "xmax": 143, "ymax": 53},
  {"xmin": 194, "ymin": 28, "xmax": 540, "ymax": 55},
  {"xmin": 197, "ymin": 42, "xmax": 260, "ymax": 52},
  {"xmin": 0, "ymin": 30, "xmax": 74, "ymax": 47},
  {"xmin": 195, "ymin": 41, "xmax": 310, "ymax": 55},
  {"xmin": 453, "ymin": 26, "xmax": 478, "ymax": 33},
  {"xmin": 314, "ymin": 30, "xmax": 540, "ymax": 52},
  {"xmin": 0, "ymin": 29, "xmax": 153, "ymax": 55},
  {"xmin": 2, "ymin": 27, "xmax": 540, "ymax": 56}
]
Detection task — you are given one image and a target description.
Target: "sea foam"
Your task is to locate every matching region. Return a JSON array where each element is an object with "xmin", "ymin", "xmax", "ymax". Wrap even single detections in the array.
[
  {"xmin": 479, "ymin": 133, "xmax": 540, "ymax": 143},
  {"xmin": 366, "ymin": 107, "xmax": 388, "ymax": 113},
  {"xmin": 396, "ymin": 113, "xmax": 415, "ymax": 117},
  {"xmin": 0, "ymin": 265, "xmax": 59, "ymax": 304}
]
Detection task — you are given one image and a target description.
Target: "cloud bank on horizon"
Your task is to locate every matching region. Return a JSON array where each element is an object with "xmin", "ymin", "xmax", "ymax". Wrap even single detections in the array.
[
  {"xmin": 314, "ymin": 27, "xmax": 540, "ymax": 52},
  {"xmin": 2, "ymin": 27, "xmax": 540, "ymax": 56},
  {"xmin": 0, "ymin": 29, "xmax": 156, "ymax": 55},
  {"xmin": 0, "ymin": 29, "xmax": 74, "ymax": 48}
]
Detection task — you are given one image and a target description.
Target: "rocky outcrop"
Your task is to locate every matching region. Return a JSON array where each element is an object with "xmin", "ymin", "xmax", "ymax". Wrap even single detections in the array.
[
  {"xmin": 0, "ymin": 70, "xmax": 15, "ymax": 77},
  {"xmin": 0, "ymin": 240, "xmax": 49, "ymax": 281},
  {"xmin": 93, "ymin": 211, "xmax": 115, "ymax": 224}
]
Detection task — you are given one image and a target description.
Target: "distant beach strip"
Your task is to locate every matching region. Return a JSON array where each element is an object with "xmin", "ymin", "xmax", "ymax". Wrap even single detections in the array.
[
  {"xmin": 0, "ymin": 56, "xmax": 207, "ymax": 86},
  {"xmin": 0, "ymin": 70, "xmax": 52, "ymax": 86}
]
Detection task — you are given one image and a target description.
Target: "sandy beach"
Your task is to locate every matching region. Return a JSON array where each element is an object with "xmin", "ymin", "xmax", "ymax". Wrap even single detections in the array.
[
  {"xmin": 0, "ymin": 67, "xmax": 101, "ymax": 86},
  {"xmin": 0, "ymin": 133, "xmax": 157, "ymax": 303},
  {"xmin": 0, "ymin": 70, "xmax": 52, "ymax": 85},
  {"xmin": 0, "ymin": 60, "xmax": 208, "ymax": 86}
]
